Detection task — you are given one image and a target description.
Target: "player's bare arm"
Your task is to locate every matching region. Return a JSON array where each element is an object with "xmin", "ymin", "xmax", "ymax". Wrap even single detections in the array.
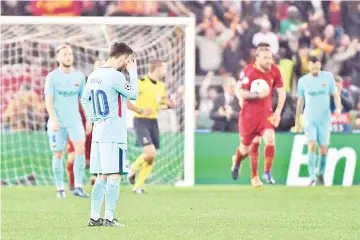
[
  {"xmin": 110, "ymin": 60, "xmax": 138, "ymax": 101},
  {"xmin": 240, "ymin": 88, "xmax": 268, "ymax": 99},
  {"xmin": 159, "ymin": 101, "xmax": 173, "ymax": 110},
  {"xmin": 159, "ymin": 97, "xmax": 176, "ymax": 110},
  {"xmin": 77, "ymin": 72, "xmax": 92, "ymax": 134},
  {"xmin": 127, "ymin": 101, "xmax": 153, "ymax": 116},
  {"xmin": 235, "ymin": 81, "xmax": 243, "ymax": 106},
  {"xmin": 45, "ymin": 95, "xmax": 60, "ymax": 131},
  {"xmin": 236, "ymin": 81, "xmax": 267, "ymax": 100},
  {"xmin": 80, "ymin": 84, "xmax": 94, "ymax": 122},
  {"xmin": 159, "ymin": 91, "xmax": 174, "ymax": 110},
  {"xmin": 159, "ymin": 104, "xmax": 169, "ymax": 110},
  {"xmin": 78, "ymin": 96, "xmax": 92, "ymax": 134},
  {"xmin": 127, "ymin": 101, "xmax": 143, "ymax": 114},
  {"xmin": 273, "ymin": 87, "xmax": 286, "ymax": 127},
  {"xmin": 333, "ymin": 91, "xmax": 342, "ymax": 116},
  {"xmin": 295, "ymin": 97, "xmax": 304, "ymax": 132}
]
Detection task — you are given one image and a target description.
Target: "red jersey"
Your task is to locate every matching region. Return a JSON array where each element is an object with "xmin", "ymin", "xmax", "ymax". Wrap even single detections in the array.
[
  {"xmin": 238, "ymin": 63, "xmax": 283, "ymax": 117},
  {"xmin": 67, "ymin": 107, "xmax": 92, "ymax": 157},
  {"xmin": 79, "ymin": 106, "xmax": 86, "ymax": 127}
]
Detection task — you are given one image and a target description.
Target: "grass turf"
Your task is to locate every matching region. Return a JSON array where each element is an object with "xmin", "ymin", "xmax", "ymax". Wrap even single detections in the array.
[{"xmin": 2, "ymin": 186, "xmax": 360, "ymax": 240}]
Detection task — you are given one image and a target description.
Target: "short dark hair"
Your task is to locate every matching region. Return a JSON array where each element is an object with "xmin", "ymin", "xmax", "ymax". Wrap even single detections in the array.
[
  {"xmin": 256, "ymin": 42, "xmax": 271, "ymax": 56},
  {"xmin": 309, "ymin": 56, "xmax": 320, "ymax": 63},
  {"xmin": 109, "ymin": 42, "xmax": 133, "ymax": 58}
]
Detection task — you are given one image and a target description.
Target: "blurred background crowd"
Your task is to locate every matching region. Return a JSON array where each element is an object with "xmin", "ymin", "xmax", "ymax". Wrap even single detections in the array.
[{"xmin": 1, "ymin": 0, "xmax": 360, "ymax": 133}]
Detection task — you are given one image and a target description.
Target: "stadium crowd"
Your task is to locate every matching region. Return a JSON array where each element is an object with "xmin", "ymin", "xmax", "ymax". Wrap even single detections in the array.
[{"xmin": 1, "ymin": 0, "xmax": 360, "ymax": 133}]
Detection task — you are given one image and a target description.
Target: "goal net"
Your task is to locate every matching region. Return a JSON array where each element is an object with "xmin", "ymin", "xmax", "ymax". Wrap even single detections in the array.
[{"xmin": 0, "ymin": 16, "xmax": 195, "ymax": 187}]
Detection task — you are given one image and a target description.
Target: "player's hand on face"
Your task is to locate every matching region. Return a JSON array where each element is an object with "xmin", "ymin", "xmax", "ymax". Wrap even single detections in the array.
[
  {"xmin": 85, "ymin": 121, "xmax": 92, "ymax": 135},
  {"xmin": 126, "ymin": 58, "xmax": 137, "ymax": 71},
  {"xmin": 51, "ymin": 118, "xmax": 60, "ymax": 131},
  {"xmin": 142, "ymin": 108, "xmax": 153, "ymax": 117}
]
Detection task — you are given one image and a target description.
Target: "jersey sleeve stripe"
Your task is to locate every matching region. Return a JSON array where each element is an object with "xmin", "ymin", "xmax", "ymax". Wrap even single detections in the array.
[{"xmin": 119, "ymin": 148, "xmax": 123, "ymax": 174}]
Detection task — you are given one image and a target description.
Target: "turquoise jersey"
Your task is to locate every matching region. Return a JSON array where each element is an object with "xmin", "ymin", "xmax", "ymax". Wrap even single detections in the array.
[
  {"xmin": 297, "ymin": 71, "xmax": 336, "ymax": 124},
  {"xmin": 81, "ymin": 67, "xmax": 138, "ymax": 143},
  {"xmin": 44, "ymin": 68, "xmax": 86, "ymax": 128}
]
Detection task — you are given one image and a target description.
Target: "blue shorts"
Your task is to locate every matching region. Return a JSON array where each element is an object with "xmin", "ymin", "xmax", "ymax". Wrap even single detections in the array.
[
  {"xmin": 304, "ymin": 121, "xmax": 330, "ymax": 146},
  {"xmin": 47, "ymin": 124, "xmax": 85, "ymax": 152},
  {"xmin": 90, "ymin": 142, "xmax": 129, "ymax": 175}
]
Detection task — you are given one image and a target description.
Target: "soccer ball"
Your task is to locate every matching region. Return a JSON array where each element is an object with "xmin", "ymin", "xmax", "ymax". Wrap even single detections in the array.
[{"xmin": 250, "ymin": 79, "xmax": 270, "ymax": 96}]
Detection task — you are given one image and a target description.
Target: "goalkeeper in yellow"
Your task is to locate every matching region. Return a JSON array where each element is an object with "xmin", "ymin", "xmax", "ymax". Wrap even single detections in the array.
[{"xmin": 127, "ymin": 59, "xmax": 175, "ymax": 194}]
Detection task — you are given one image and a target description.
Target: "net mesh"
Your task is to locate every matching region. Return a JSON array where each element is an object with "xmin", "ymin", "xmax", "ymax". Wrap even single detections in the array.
[{"xmin": 0, "ymin": 23, "xmax": 185, "ymax": 186}]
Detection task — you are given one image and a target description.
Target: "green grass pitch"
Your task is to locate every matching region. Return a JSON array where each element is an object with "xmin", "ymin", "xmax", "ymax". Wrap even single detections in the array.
[{"xmin": 2, "ymin": 186, "xmax": 360, "ymax": 240}]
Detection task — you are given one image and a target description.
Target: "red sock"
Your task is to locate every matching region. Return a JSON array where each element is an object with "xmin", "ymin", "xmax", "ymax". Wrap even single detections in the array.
[
  {"xmin": 264, "ymin": 145, "xmax": 275, "ymax": 173},
  {"xmin": 250, "ymin": 142, "xmax": 260, "ymax": 178},
  {"xmin": 235, "ymin": 148, "xmax": 248, "ymax": 166},
  {"xmin": 67, "ymin": 162, "xmax": 74, "ymax": 187}
]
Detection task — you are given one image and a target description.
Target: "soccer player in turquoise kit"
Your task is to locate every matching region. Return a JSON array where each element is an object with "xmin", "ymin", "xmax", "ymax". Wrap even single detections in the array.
[
  {"xmin": 81, "ymin": 42, "xmax": 138, "ymax": 227},
  {"xmin": 45, "ymin": 44, "xmax": 92, "ymax": 198},
  {"xmin": 295, "ymin": 56, "xmax": 342, "ymax": 186}
]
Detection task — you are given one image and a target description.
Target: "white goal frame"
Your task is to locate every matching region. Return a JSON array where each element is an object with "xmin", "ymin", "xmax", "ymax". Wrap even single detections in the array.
[{"xmin": 0, "ymin": 16, "xmax": 196, "ymax": 187}]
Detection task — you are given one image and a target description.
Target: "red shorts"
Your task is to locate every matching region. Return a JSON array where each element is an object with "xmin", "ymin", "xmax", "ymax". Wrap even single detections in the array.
[
  {"xmin": 238, "ymin": 113, "xmax": 274, "ymax": 146},
  {"xmin": 66, "ymin": 134, "xmax": 92, "ymax": 160}
]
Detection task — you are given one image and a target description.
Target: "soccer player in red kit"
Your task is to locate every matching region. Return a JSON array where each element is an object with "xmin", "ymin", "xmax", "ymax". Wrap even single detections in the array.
[
  {"xmin": 66, "ymin": 107, "xmax": 93, "ymax": 190},
  {"xmin": 232, "ymin": 43, "xmax": 286, "ymax": 187}
]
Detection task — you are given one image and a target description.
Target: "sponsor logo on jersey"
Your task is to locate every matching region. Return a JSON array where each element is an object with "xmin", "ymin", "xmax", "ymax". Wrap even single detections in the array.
[
  {"xmin": 307, "ymin": 90, "xmax": 326, "ymax": 96},
  {"xmin": 58, "ymin": 90, "xmax": 78, "ymax": 97},
  {"xmin": 74, "ymin": 82, "xmax": 79, "ymax": 87}
]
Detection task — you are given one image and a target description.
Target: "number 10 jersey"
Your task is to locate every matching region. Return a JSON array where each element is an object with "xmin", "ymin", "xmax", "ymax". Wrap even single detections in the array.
[{"xmin": 81, "ymin": 67, "xmax": 139, "ymax": 143}]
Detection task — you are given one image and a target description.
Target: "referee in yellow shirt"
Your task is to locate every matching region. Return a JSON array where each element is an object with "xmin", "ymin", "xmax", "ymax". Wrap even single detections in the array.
[{"xmin": 127, "ymin": 59, "xmax": 175, "ymax": 194}]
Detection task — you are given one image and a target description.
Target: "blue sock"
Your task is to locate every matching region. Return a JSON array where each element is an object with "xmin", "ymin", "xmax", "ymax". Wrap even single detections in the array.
[
  {"xmin": 105, "ymin": 178, "xmax": 121, "ymax": 221},
  {"xmin": 318, "ymin": 154, "xmax": 327, "ymax": 176},
  {"xmin": 52, "ymin": 156, "xmax": 64, "ymax": 190},
  {"xmin": 91, "ymin": 178, "xmax": 106, "ymax": 220},
  {"xmin": 74, "ymin": 154, "xmax": 85, "ymax": 188},
  {"xmin": 308, "ymin": 152, "xmax": 316, "ymax": 181}
]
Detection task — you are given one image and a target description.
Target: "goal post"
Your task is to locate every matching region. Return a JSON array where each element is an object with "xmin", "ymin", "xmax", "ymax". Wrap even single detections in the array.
[{"xmin": 0, "ymin": 16, "xmax": 195, "ymax": 186}]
